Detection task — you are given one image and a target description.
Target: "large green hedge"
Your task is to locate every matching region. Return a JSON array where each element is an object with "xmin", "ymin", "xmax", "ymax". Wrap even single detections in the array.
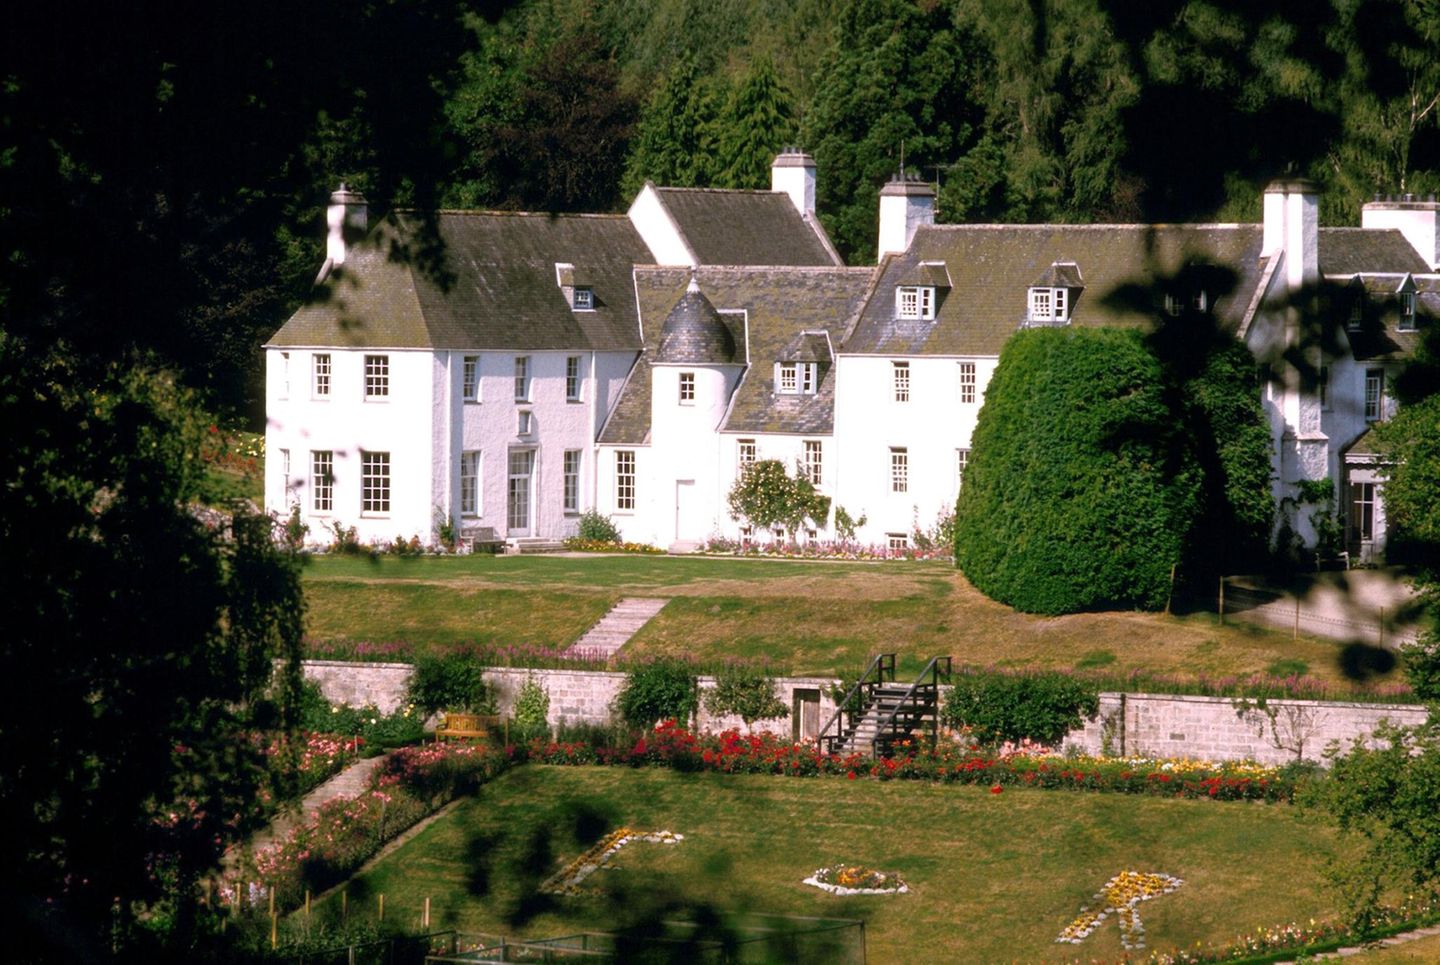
[{"xmin": 954, "ymin": 328, "xmax": 1202, "ymax": 614}]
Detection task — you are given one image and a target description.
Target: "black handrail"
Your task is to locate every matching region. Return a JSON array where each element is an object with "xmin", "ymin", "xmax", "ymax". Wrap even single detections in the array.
[
  {"xmin": 861, "ymin": 655, "xmax": 953, "ymax": 759},
  {"xmin": 816, "ymin": 653, "xmax": 894, "ymax": 755}
]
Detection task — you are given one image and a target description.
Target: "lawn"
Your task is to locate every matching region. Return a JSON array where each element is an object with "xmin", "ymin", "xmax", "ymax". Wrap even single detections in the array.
[
  {"xmin": 301, "ymin": 555, "xmax": 1406, "ymax": 693},
  {"xmin": 320, "ymin": 765, "xmax": 1346, "ymax": 963}
]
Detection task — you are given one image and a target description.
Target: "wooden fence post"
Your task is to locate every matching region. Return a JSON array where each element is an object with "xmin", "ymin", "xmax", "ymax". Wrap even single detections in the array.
[
  {"xmin": 423, "ymin": 896, "xmax": 431, "ymax": 929},
  {"xmin": 1218, "ymin": 577, "xmax": 1225, "ymax": 625}
]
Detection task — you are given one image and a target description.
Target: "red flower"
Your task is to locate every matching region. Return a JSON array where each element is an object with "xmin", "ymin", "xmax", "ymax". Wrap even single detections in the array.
[
  {"xmin": 990, "ymin": 784, "xmax": 1003, "ymax": 794},
  {"xmin": 847, "ymin": 771, "xmax": 857, "ymax": 780}
]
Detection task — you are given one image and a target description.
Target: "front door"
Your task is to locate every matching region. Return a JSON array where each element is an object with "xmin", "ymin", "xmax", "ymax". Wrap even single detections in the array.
[
  {"xmin": 1348, "ymin": 480, "xmax": 1375, "ymax": 561},
  {"xmin": 792, "ymin": 688, "xmax": 820, "ymax": 742},
  {"xmin": 507, "ymin": 449, "xmax": 534, "ymax": 537},
  {"xmin": 674, "ymin": 479, "xmax": 697, "ymax": 542}
]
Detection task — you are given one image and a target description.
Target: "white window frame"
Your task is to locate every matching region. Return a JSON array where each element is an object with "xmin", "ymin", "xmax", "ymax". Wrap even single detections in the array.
[
  {"xmin": 517, "ymin": 410, "xmax": 533, "ymax": 436},
  {"xmin": 778, "ymin": 362, "xmax": 798, "ymax": 393},
  {"xmin": 280, "ymin": 352, "xmax": 290, "ymax": 399},
  {"xmin": 957, "ymin": 448, "xmax": 970, "ymax": 489},
  {"xmin": 958, "ymin": 362, "xmax": 976, "ymax": 404},
  {"xmin": 803, "ymin": 440, "xmax": 823, "ymax": 486},
  {"xmin": 800, "ymin": 362, "xmax": 816, "ymax": 394},
  {"xmin": 1348, "ymin": 294, "xmax": 1364, "ymax": 331},
  {"xmin": 679, "ymin": 371, "xmax": 696, "ymax": 404},
  {"xmin": 1318, "ymin": 364, "xmax": 1330, "ymax": 411},
  {"xmin": 572, "ymin": 287, "xmax": 593, "ymax": 310},
  {"xmin": 514, "ymin": 356, "xmax": 530, "ymax": 401},
  {"xmin": 563, "ymin": 449, "xmax": 581, "ymax": 514},
  {"xmin": 887, "ymin": 533, "xmax": 909, "ymax": 552},
  {"xmin": 311, "ymin": 450, "xmax": 333, "ymax": 513},
  {"xmin": 896, "ymin": 286, "xmax": 935, "ymax": 320},
  {"xmin": 737, "ymin": 439, "xmax": 757, "ymax": 470},
  {"xmin": 1364, "ymin": 369, "xmax": 1384, "ymax": 421},
  {"xmin": 360, "ymin": 450, "xmax": 390, "ymax": 515},
  {"xmin": 364, "ymin": 354, "xmax": 389, "ymax": 400},
  {"xmin": 1029, "ymin": 287, "xmax": 1068, "ymax": 322},
  {"xmin": 280, "ymin": 448, "xmax": 294, "ymax": 506},
  {"xmin": 1399, "ymin": 291, "xmax": 1417, "ymax": 331},
  {"xmin": 460, "ymin": 450, "xmax": 481, "ymax": 516},
  {"xmin": 892, "ymin": 361, "xmax": 910, "ymax": 403},
  {"xmin": 890, "ymin": 447, "xmax": 908, "ymax": 493},
  {"xmin": 615, "ymin": 450, "xmax": 636, "ymax": 511},
  {"xmin": 566, "ymin": 356, "xmax": 581, "ymax": 402},
  {"xmin": 463, "ymin": 355, "xmax": 480, "ymax": 402},
  {"xmin": 312, "ymin": 353, "xmax": 331, "ymax": 398}
]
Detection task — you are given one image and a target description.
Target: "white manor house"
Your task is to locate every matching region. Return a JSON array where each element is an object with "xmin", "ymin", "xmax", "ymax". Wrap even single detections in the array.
[{"xmin": 265, "ymin": 150, "xmax": 1438, "ymax": 560}]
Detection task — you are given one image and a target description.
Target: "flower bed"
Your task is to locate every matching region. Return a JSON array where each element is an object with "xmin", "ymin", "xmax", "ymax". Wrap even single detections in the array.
[
  {"xmin": 525, "ymin": 721, "xmax": 1307, "ymax": 803},
  {"xmin": 804, "ymin": 865, "xmax": 908, "ymax": 895},
  {"xmin": 561, "ymin": 538, "xmax": 664, "ymax": 554},
  {"xmin": 1056, "ymin": 870, "xmax": 1182, "ymax": 950},
  {"xmin": 699, "ymin": 537, "xmax": 950, "ymax": 561},
  {"xmin": 540, "ymin": 828, "xmax": 684, "ymax": 895},
  {"xmin": 232, "ymin": 742, "xmax": 517, "ymax": 911}
]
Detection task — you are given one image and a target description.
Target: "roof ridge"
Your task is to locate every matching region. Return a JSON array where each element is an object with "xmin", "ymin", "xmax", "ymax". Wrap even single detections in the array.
[
  {"xmin": 654, "ymin": 186, "xmax": 780, "ymax": 196},
  {"xmin": 916, "ymin": 222, "xmax": 1256, "ymax": 231},
  {"xmin": 392, "ymin": 209, "xmax": 630, "ymax": 220},
  {"xmin": 634, "ymin": 265, "xmax": 874, "ymax": 275}
]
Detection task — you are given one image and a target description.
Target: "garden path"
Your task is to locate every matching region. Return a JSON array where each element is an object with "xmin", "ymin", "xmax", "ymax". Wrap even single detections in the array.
[
  {"xmin": 223, "ymin": 752, "xmax": 388, "ymax": 874},
  {"xmin": 565, "ymin": 597, "xmax": 669, "ymax": 658}
]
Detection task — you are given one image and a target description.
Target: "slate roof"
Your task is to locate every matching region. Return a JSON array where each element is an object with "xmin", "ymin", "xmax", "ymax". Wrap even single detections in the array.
[
  {"xmin": 1344, "ymin": 275, "xmax": 1439, "ymax": 361},
  {"xmin": 843, "ymin": 224, "xmax": 1270, "ymax": 356},
  {"xmin": 652, "ymin": 187, "xmax": 842, "ymax": 267},
  {"xmin": 597, "ymin": 266, "xmax": 874, "ymax": 444},
  {"xmin": 268, "ymin": 211, "xmax": 652, "ymax": 351},
  {"xmin": 1318, "ymin": 228, "xmax": 1432, "ymax": 276},
  {"xmin": 655, "ymin": 281, "xmax": 738, "ymax": 364}
]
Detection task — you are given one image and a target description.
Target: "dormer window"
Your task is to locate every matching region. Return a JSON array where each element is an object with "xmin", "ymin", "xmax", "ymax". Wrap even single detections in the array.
[
  {"xmin": 1028, "ymin": 287, "xmax": 1069, "ymax": 323},
  {"xmin": 1163, "ymin": 291, "xmax": 1209, "ymax": 316},
  {"xmin": 896, "ymin": 286, "xmax": 936, "ymax": 320},
  {"xmin": 776, "ymin": 361, "xmax": 818, "ymax": 394},
  {"xmin": 572, "ymin": 287, "xmax": 594, "ymax": 310},
  {"xmin": 1399, "ymin": 290, "xmax": 1417, "ymax": 331},
  {"xmin": 1348, "ymin": 295, "xmax": 1364, "ymax": 331}
]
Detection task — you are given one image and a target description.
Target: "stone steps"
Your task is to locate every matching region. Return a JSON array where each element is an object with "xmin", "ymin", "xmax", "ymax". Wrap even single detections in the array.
[{"xmin": 565, "ymin": 597, "xmax": 670, "ymax": 658}]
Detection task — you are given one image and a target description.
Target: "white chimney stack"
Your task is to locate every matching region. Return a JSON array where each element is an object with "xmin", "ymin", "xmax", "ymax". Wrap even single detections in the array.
[
  {"xmin": 877, "ymin": 174, "xmax": 935, "ymax": 261},
  {"xmin": 326, "ymin": 183, "xmax": 368, "ymax": 266},
  {"xmin": 1262, "ymin": 178, "xmax": 1319, "ymax": 292},
  {"xmin": 1362, "ymin": 193, "xmax": 1440, "ymax": 270},
  {"xmin": 771, "ymin": 147, "xmax": 817, "ymax": 218}
]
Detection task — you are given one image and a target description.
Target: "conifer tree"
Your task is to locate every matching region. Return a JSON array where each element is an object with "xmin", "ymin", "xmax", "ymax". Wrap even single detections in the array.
[
  {"xmin": 621, "ymin": 52, "xmax": 718, "ymax": 196},
  {"xmin": 713, "ymin": 56, "xmax": 794, "ymax": 189}
]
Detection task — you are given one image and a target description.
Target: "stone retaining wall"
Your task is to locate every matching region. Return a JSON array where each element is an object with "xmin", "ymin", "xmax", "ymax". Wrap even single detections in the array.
[
  {"xmin": 299, "ymin": 661, "xmax": 1428, "ymax": 764},
  {"xmin": 1062, "ymin": 692, "xmax": 1428, "ymax": 765}
]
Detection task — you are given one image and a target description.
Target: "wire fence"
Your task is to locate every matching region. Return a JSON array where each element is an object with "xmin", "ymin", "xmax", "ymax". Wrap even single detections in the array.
[{"xmin": 1185, "ymin": 578, "xmax": 1423, "ymax": 648}]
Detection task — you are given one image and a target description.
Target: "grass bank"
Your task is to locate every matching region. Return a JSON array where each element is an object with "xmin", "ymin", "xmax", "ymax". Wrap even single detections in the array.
[{"xmin": 300, "ymin": 556, "xmax": 1408, "ymax": 697}]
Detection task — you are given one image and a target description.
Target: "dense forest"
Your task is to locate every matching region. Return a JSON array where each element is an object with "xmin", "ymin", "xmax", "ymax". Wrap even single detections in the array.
[{"xmin": 4, "ymin": 0, "xmax": 1439, "ymax": 422}]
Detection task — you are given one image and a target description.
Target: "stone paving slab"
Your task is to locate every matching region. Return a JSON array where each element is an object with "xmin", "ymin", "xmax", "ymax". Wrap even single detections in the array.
[{"xmin": 565, "ymin": 598, "xmax": 670, "ymax": 658}]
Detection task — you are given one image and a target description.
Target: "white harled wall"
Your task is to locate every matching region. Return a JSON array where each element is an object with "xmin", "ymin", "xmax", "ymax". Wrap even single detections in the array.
[
  {"xmin": 831, "ymin": 354, "xmax": 997, "ymax": 546},
  {"xmin": 265, "ymin": 347, "xmax": 437, "ymax": 544}
]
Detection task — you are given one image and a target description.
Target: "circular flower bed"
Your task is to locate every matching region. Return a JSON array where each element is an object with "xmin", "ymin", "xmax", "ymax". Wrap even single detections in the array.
[{"xmin": 803, "ymin": 864, "xmax": 909, "ymax": 896}]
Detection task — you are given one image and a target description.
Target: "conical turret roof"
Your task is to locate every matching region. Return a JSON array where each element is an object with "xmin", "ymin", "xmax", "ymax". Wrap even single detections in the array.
[{"xmin": 655, "ymin": 278, "xmax": 737, "ymax": 364}]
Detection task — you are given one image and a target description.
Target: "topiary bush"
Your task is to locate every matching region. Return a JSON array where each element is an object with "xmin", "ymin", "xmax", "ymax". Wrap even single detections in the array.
[
  {"xmin": 941, "ymin": 670, "xmax": 1100, "ymax": 745},
  {"xmin": 408, "ymin": 652, "xmax": 494, "ymax": 716},
  {"xmin": 954, "ymin": 328, "xmax": 1201, "ymax": 614},
  {"xmin": 615, "ymin": 658, "xmax": 698, "ymax": 730}
]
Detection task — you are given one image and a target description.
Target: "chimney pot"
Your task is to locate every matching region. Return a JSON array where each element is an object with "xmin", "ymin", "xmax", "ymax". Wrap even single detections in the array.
[{"xmin": 326, "ymin": 183, "xmax": 368, "ymax": 266}]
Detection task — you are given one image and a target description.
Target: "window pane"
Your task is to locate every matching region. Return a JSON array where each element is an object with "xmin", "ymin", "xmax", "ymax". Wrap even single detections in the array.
[
  {"xmin": 361, "ymin": 451, "xmax": 390, "ymax": 514},
  {"xmin": 463, "ymin": 356, "xmax": 479, "ymax": 401},
  {"xmin": 365, "ymin": 355, "xmax": 389, "ymax": 398},
  {"xmin": 892, "ymin": 362, "xmax": 909, "ymax": 402},
  {"xmin": 461, "ymin": 451, "xmax": 480, "ymax": 516},
  {"xmin": 890, "ymin": 447, "xmax": 908, "ymax": 493},
  {"xmin": 313, "ymin": 354, "xmax": 331, "ymax": 397},
  {"xmin": 566, "ymin": 356, "xmax": 581, "ymax": 401},
  {"xmin": 959, "ymin": 362, "xmax": 975, "ymax": 404},
  {"xmin": 514, "ymin": 356, "xmax": 529, "ymax": 400},
  {"xmin": 564, "ymin": 449, "xmax": 580, "ymax": 513},
  {"xmin": 311, "ymin": 450, "xmax": 333, "ymax": 512},
  {"xmin": 804, "ymin": 440, "xmax": 823, "ymax": 485},
  {"xmin": 616, "ymin": 450, "xmax": 635, "ymax": 510}
]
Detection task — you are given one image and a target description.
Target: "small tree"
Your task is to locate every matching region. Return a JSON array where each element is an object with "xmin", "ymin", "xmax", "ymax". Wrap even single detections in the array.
[
  {"xmin": 409, "ymin": 652, "xmax": 493, "ymax": 715},
  {"xmin": 616, "ymin": 659, "xmax": 698, "ymax": 730},
  {"xmin": 703, "ymin": 664, "xmax": 788, "ymax": 731},
  {"xmin": 727, "ymin": 459, "xmax": 831, "ymax": 534}
]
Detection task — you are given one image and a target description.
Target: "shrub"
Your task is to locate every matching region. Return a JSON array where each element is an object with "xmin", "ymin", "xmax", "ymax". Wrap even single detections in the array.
[
  {"xmin": 941, "ymin": 670, "xmax": 1100, "ymax": 745},
  {"xmin": 282, "ymin": 504, "xmax": 308, "ymax": 552},
  {"xmin": 615, "ymin": 659, "xmax": 698, "ymax": 730},
  {"xmin": 511, "ymin": 674, "xmax": 551, "ymax": 741},
  {"xmin": 576, "ymin": 509, "xmax": 622, "ymax": 543},
  {"xmin": 954, "ymin": 328, "xmax": 1200, "ymax": 613},
  {"xmin": 408, "ymin": 652, "xmax": 494, "ymax": 715},
  {"xmin": 703, "ymin": 663, "xmax": 788, "ymax": 728},
  {"xmin": 727, "ymin": 459, "xmax": 831, "ymax": 533}
]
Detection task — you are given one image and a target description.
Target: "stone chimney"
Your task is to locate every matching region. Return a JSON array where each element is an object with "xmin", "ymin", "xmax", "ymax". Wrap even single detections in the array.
[
  {"xmin": 771, "ymin": 147, "xmax": 817, "ymax": 218},
  {"xmin": 877, "ymin": 173, "xmax": 935, "ymax": 261},
  {"xmin": 326, "ymin": 183, "xmax": 368, "ymax": 266},
  {"xmin": 1262, "ymin": 178, "xmax": 1319, "ymax": 292},
  {"xmin": 1361, "ymin": 192, "xmax": 1440, "ymax": 270}
]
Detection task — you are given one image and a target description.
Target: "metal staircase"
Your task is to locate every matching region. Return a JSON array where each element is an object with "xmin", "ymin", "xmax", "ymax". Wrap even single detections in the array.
[{"xmin": 818, "ymin": 653, "xmax": 952, "ymax": 758}]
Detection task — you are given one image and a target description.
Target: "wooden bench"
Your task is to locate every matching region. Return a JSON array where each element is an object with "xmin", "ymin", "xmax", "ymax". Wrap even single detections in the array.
[{"xmin": 434, "ymin": 712, "xmax": 499, "ymax": 743}]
